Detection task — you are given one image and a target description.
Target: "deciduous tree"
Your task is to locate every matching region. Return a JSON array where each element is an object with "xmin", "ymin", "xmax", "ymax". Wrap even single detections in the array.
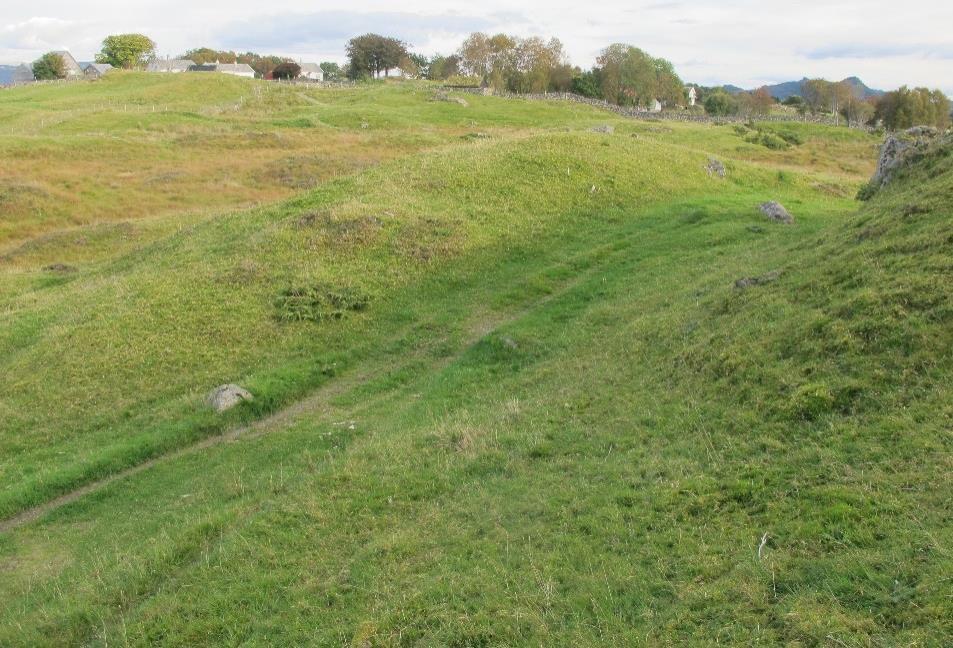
[
  {"xmin": 738, "ymin": 87, "xmax": 774, "ymax": 116},
  {"xmin": 32, "ymin": 52, "xmax": 66, "ymax": 80},
  {"xmin": 346, "ymin": 34, "xmax": 409, "ymax": 79},
  {"xmin": 97, "ymin": 34, "xmax": 156, "ymax": 69},
  {"xmin": 320, "ymin": 62, "xmax": 343, "ymax": 81},
  {"xmin": 704, "ymin": 91, "xmax": 738, "ymax": 116},
  {"xmin": 271, "ymin": 62, "xmax": 301, "ymax": 80},
  {"xmin": 595, "ymin": 44, "xmax": 679, "ymax": 108},
  {"xmin": 874, "ymin": 86, "xmax": 951, "ymax": 130}
]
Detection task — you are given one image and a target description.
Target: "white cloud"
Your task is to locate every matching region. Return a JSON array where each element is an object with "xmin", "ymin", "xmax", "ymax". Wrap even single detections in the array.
[
  {"xmin": 1, "ymin": 1, "xmax": 951, "ymax": 94},
  {"xmin": 1, "ymin": 17, "xmax": 82, "ymax": 50}
]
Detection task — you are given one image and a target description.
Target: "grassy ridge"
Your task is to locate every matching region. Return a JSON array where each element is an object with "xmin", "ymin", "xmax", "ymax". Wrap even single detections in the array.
[
  {"xmin": 3, "ymin": 78, "xmax": 949, "ymax": 644},
  {"xmin": 0, "ymin": 73, "xmax": 594, "ymax": 250},
  {"xmin": 0, "ymin": 77, "xmax": 872, "ymax": 520},
  {"xmin": 0, "ymin": 129, "xmax": 746, "ymax": 518}
]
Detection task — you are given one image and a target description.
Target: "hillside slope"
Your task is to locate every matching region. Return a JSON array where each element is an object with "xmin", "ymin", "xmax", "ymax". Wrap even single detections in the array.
[{"xmin": 0, "ymin": 80, "xmax": 949, "ymax": 645}]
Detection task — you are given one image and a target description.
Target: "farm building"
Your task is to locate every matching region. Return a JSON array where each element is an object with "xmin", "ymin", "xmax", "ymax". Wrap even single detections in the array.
[
  {"xmin": 53, "ymin": 51, "xmax": 84, "ymax": 78},
  {"xmin": 298, "ymin": 63, "xmax": 324, "ymax": 81},
  {"xmin": 688, "ymin": 86, "xmax": 697, "ymax": 106},
  {"xmin": 83, "ymin": 63, "xmax": 113, "ymax": 79},
  {"xmin": 11, "ymin": 63, "xmax": 35, "ymax": 85},
  {"xmin": 189, "ymin": 62, "xmax": 255, "ymax": 78},
  {"xmin": 146, "ymin": 59, "xmax": 195, "ymax": 73}
]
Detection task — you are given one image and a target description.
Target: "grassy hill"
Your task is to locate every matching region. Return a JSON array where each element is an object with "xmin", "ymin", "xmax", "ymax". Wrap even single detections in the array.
[{"xmin": 0, "ymin": 74, "xmax": 950, "ymax": 645}]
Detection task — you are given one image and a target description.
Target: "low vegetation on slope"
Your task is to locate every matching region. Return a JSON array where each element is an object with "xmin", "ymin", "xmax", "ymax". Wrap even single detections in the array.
[
  {"xmin": 0, "ymin": 72, "xmax": 604, "ymax": 250},
  {"xmin": 1, "ymin": 78, "xmax": 949, "ymax": 645}
]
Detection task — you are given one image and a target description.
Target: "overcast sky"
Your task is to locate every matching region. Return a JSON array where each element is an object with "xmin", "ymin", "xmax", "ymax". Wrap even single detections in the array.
[{"xmin": 2, "ymin": 1, "xmax": 951, "ymax": 93}]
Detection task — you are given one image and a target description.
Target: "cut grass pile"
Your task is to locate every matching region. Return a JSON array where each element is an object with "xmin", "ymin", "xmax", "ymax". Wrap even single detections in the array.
[{"xmin": 1, "ymin": 76, "xmax": 949, "ymax": 645}]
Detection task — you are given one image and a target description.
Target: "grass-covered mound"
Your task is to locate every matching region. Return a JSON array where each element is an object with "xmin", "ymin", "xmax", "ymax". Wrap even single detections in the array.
[{"xmin": 1, "ymin": 79, "xmax": 949, "ymax": 645}]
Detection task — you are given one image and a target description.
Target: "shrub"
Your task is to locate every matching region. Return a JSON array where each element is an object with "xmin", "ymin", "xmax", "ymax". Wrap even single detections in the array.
[
  {"xmin": 760, "ymin": 133, "xmax": 789, "ymax": 150},
  {"xmin": 744, "ymin": 131, "xmax": 790, "ymax": 150},
  {"xmin": 775, "ymin": 130, "xmax": 805, "ymax": 146},
  {"xmin": 275, "ymin": 284, "xmax": 370, "ymax": 322}
]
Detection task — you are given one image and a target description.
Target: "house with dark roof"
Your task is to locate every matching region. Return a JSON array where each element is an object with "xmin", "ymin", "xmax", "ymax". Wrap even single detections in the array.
[
  {"xmin": 52, "ymin": 51, "xmax": 84, "ymax": 78},
  {"xmin": 83, "ymin": 63, "xmax": 113, "ymax": 79},
  {"xmin": 146, "ymin": 59, "xmax": 195, "ymax": 73},
  {"xmin": 189, "ymin": 62, "xmax": 256, "ymax": 78}
]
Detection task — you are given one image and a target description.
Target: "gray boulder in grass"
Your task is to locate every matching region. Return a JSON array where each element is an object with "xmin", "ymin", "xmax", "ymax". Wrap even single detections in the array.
[
  {"xmin": 207, "ymin": 384, "xmax": 253, "ymax": 412},
  {"xmin": 759, "ymin": 201, "xmax": 794, "ymax": 224},
  {"xmin": 705, "ymin": 157, "xmax": 726, "ymax": 178}
]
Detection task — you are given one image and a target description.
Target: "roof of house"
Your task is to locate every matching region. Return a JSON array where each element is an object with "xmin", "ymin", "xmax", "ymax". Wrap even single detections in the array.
[
  {"xmin": 146, "ymin": 59, "xmax": 195, "ymax": 72},
  {"xmin": 85, "ymin": 63, "xmax": 113, "ymax": 74},
  {"xmin": 189, "ymin": 62, "xmax": 255, "ymax": 74},
  {"xmin": 51, "ymin": 51, "xmax": 83, "ymax": 75},
  {"xmin": 299, "ymin": 63, "xmax": 323, "ymax": 74},
  {"xmin": 217, "ymin": 63, "xmax": 255, "ymax": 74}
]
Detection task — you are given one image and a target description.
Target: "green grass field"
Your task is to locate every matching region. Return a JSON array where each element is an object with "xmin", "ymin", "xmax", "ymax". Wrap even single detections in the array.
[{"xmin": 0, "ymin": 74, "xmax": 950, "ymax": 645}]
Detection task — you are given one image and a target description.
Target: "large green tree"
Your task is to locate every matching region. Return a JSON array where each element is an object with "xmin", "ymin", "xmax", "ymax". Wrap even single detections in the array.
[
  {"xmin": 703, "ymin": 91, "xmax": 739, "ymax": 116},
  {"xmin": 271, "ymin": 62, "xmax": 300, "ymax": 80},
  {"xmin": 320, "ymin": 62, "xmax": 343, "ymax": 81},
  {"xmin": 427, "ymin": 54, "xmax": 461, "ymax": 81},
  {"xmin": 96, "ymin": 34, "xmax": 156, "ymax": 69},
  {"xmin": 874, "ymin": 86, "xmax": 951, "ymax": 130},
  {"xmin": 596, "ymin": 44, "xmax": 678, "ymax": 108},
  {"xmin": 346, "ymin": 34, "xmax": 408, "ymax": 79},
  {"xmin": 32, "ymin": 52, "xmax": 66, "ymax": 80},
  {"xmin": 801, "ymin": 79, "xmax": 854, "ymax": 117},
  {"xmin": 456, "ymin": 32, "xmax": 569, "ymax": 92}
]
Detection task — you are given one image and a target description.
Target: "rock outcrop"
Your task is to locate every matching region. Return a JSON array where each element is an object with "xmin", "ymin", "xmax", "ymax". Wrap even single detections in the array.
[
  {"xmin": 705, "ymin": 157, "xmax": 726, "ymax": 178},
  {"xmin": 860, "ymin": 126, "xmax": 948, "ymax": 199}
]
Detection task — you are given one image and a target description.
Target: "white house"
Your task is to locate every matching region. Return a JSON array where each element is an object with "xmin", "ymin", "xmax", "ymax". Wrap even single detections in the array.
[
  {"xmin": 298, "ymin": 63, "xmax": 324, "ymax": 81},
  {"xmin": 650, "ymin": 99, "xmax": 662, "ymax": 112},
  {"xmin": 687, "ymin": 86, "xmax": 697, "ymax": 107},
  {"xmin": 52, "ymin": 51, "xmax": 84, "ymax": 78},
  {"xmin": 146, "ymin": 59, "xmax": 195, "ymax": 73},
  {"xmin": 376, "ymin": 67, "xmax": 413, "ymax": 79},
  {"xmin": 189, "ymin": 62, "xmax": 255, "ymax": 78}
]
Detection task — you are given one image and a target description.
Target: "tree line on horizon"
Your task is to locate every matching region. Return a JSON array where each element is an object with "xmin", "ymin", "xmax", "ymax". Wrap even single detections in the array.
[
  {"xmin": 26, "ymin": 31, "xmax": 952, "ymax": 131},
  {"xmin": 343, "ymin": 32, "xmax": 686, "ymax": 110},
  {"xmin": 700, "ymin": 79, "xmax": 949, "ymax": 130}
]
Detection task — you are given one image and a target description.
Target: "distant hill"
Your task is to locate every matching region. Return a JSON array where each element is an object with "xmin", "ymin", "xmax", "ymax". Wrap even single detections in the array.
[
  {"xmin": 0, "ymin": 65, "xmax": 17, "ymax": 86},
  {"xmin": 764, "ymin": 77, "xmax": 885, "ymax": 100},
  {"xmin": 839, "ymin": 76, "xmax": 886, "ymax": 99},
  {"xmin": 719, "ymin": 77, "xmax": 885, "ymax": 100}
]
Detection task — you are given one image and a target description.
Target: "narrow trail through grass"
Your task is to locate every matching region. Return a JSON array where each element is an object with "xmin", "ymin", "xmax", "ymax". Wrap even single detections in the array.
[{"xmin": 0, "ymin": 215, "xmax": 633, "ymax": 534}]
